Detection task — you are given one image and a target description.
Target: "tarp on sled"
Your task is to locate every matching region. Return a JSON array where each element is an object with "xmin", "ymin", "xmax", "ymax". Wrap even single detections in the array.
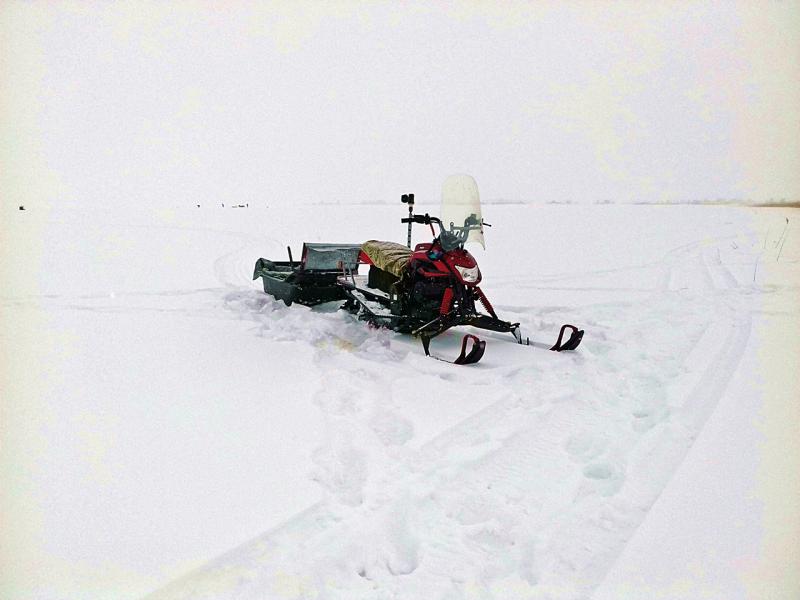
[{"xmin": 361, "ymin": 240, "xmax": 412, "ymax": 278}]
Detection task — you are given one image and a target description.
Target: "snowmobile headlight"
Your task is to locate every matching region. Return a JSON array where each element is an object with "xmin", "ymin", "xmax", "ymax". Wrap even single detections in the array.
[{"xmin": 455, "ymin": 264, "xmax": 480, "ymax": 283}]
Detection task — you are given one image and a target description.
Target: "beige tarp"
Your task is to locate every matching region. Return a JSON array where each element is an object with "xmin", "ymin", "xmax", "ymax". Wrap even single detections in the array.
[{"xmin": 361, "ymin": 240, "xmax": 412, "ymax": 278}]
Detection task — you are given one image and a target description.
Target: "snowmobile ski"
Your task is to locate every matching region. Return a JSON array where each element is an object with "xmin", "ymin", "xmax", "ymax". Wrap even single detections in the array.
[
  {"xmin": 421, "ymin": 333, "xmax": 486, "ymax": 365},
  {"xmin": 550, "ymin": 324, "xmax": 584, "ymax": 352}
]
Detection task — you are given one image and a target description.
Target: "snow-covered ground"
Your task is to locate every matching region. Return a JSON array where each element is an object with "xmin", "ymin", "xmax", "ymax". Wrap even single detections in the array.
[{"xmin": 1, "ymin": 202, "xmax": 798, "ymax": 600}]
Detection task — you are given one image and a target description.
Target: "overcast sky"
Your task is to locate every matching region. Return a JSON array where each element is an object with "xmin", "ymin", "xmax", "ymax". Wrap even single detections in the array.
[{"xmin": 2, "ymin": 1, "xmax": 799, "ymax": 208}]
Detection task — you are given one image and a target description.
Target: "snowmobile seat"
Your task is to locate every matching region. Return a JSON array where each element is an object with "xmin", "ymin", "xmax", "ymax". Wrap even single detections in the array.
[{"xmin": 361, "ymin": 240, "xmax": 412, "ymax": 278}]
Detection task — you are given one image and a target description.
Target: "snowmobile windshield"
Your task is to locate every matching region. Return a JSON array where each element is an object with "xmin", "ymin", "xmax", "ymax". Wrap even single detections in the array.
[{"xmin": 440, "ymin": 174, "xmax": 485, "ymax": 250}]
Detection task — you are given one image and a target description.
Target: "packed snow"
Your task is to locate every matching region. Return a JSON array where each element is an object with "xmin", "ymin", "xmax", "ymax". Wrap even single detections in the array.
[{"xmin": 1, "ymin": 202, "xmax": 798, "ymax": 600}]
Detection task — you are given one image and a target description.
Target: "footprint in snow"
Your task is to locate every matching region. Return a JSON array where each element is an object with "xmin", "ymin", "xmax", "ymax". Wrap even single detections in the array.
[
  {"xmin": 631, "ymin": 404, "xmax": 670, "ymax": 432},
  {"xmin": 563, "ymin": 431, "xmax": 608, "ymax": 463},
  {"xmin": 581, "ymin": 461, "xmax": 626, "ymax": 497},
  {"xmin": 369, "ymin": 409, "xmax": 414, "ymax": 446}
]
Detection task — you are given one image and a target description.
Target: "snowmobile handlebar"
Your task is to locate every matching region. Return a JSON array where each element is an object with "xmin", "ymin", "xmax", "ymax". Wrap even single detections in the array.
[{"xmin": 401, "ymin": 213, "xmax": 441, "ymax": 226}]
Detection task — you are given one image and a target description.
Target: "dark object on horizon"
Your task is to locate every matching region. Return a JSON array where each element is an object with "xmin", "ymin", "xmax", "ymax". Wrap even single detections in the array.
[
  {"xmin": 197, "ymin": 204, "xmax": 200, "ymax": 208},
  {"xmin": 19, "ymin": 206, "xmax": 25, "ymax": 210}
]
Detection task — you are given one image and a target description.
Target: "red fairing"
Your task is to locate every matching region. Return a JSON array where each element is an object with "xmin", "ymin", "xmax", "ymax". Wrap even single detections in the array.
[
  {"xmin": 358, "ymin": 250, "xmax": 373, "ymax": 265},
  {"xmin": 444, "ymin": 248, "xmax": 477, "ymax": 269},
  {"xmin": 411, "ymin": 243, "xmax": 450, "ymax": 276},
  {"xmin": 444, "ymin": 249, "xmax": 482, "ymax": 285},
  {"xmin": 411, "ymin": 247, "xmax": 441, "ymax": 265},
  {"xmin": 410, "ymin": 243, "xmax": 481, "ymax": 284}
]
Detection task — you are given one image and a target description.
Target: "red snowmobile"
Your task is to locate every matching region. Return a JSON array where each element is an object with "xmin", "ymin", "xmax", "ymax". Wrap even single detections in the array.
[{"xmin": 253, "ymin": 175, "xmax": 583, "ymax": 365}]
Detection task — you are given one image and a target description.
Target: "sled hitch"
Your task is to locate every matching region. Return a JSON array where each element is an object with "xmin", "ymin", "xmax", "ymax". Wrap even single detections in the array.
[{"xmin": 421, "ymin": 333, "xmax": 486, "ymax": 365}]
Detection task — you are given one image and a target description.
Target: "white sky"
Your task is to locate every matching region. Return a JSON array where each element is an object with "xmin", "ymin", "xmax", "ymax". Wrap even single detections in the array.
[{"xmin": 2, "ymin": 1, "xmax": 799, "ymax": 207}]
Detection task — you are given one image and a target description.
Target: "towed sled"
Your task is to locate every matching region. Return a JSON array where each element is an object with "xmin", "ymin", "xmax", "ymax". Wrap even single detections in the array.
[{"xmin": 253, "ymin": 175, "xmax": 583, "ymax": 365}]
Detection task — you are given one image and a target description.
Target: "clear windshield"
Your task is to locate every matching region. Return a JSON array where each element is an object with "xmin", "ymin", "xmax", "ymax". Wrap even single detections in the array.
[{"xmin": 440, "ymin": 174, "xmax": 485, "ymax": 249}]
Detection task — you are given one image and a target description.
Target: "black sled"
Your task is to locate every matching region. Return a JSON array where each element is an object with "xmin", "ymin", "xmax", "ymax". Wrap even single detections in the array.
[{"xmin": 253, "ymin": 243, "xmax": 361, "ymax": 306}]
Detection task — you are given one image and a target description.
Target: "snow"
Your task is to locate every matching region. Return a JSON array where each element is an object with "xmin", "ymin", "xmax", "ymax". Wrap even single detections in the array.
[
  {"xmin": 2, "ymin": 202, "xmax": 798, "ymax": 600},
  {"xmin": 594, "ymin": 304, "xmax": 800, "ymax": 600},
  {"xmin": 4, "ymin": 2, "xmax": 799, "ymax": 597}
]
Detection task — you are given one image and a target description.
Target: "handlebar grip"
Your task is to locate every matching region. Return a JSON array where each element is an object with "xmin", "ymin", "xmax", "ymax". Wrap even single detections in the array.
[{"xmin": 403, "ymin": 214, "xmax": 436, "ymax": 224}]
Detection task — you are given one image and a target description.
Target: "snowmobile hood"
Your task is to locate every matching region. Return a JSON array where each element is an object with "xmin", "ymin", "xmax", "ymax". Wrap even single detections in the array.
[{"xmin": 444, "ymin": 248, "xmax": 482, "ymax": 285}]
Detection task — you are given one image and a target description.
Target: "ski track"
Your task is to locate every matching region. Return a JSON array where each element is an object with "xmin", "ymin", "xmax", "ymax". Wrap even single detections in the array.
[
  {"xmin": 213, "ymin": 235, "xmax": 271, "ymax": 289},
  {"xmin": 146, "ymin": 231, "xmax": 755, "ymax": 600},
  {"xmin": 0, "ymin": 230, "xmax": 269, "ymax": 317}
]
